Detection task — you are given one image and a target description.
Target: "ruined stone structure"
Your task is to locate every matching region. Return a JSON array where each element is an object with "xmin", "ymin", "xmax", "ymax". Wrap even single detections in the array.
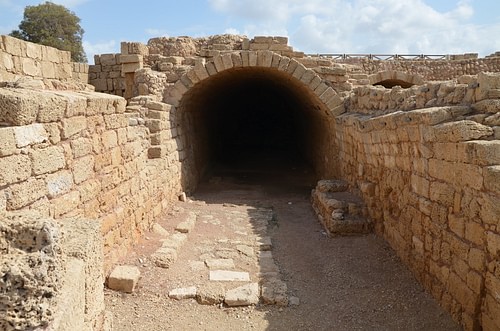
[{"xmin": 1, "ymin": 33, "xmax": 499, "ymax": 330}]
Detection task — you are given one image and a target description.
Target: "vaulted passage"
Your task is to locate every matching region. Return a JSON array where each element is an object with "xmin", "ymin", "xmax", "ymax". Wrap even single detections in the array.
[{"xmin": 178, "ymin": 67, "xmax": 338, "ymax": 191}]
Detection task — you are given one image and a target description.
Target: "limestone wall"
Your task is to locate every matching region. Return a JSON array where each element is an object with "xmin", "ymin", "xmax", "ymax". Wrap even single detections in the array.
[
  {"xmin": 332, "ymin": 56, "xmax": 500, "ymax": 81},
  {"xmin": 0, "ymin": 35, "xmax": 89, "ymax": 84},
  {"xmin": 0, "ymin": 87, "xmax": 186, "ymax": 274},
  {"xmin": 337, "ymin": 72, "xmax": 500, "ymax": 330}
]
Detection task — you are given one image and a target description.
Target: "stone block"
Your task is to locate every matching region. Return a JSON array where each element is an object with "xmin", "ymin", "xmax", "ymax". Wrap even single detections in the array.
[
  {"xmin": 196, "ymin": 283, "xmax": 225, "ymax": 305},
  {"xmin": 484, "ymin": 166, "xmax": 500, "ymax": 193},
  {"xmin": 0, "ymin": 154, "xmax": 31, "ymax": 186},
  {"xmin": 209, "ymin": 270, "xmax": 250, "ymax": 282},
  {"xmin": 261, "ymin": 278, "xmax": 288, "ymax": 306},
  {"xmin": 104, "ymin": 114, "xmax": 128, "ymax": 129},
  {"xmin": 205, "ymin": 259, "xmax": 235, "ymax": 270},
  {"xmin": 148, "ymin": 146, "xmax": 167, "ymax": 159},
  {"xmin": 51, "ymin": 190, "xmax": 80, "ymax": 218},
  {"xmin": 46, "ymin": 170, "xmax": 74, "ymax": 198},
  {"xmin": 30, "ymin": 146, "xmax": 65, "ymax": 175},
  {"xmin": 12, "ymin": 124, "xmax": 48, "ymax": 148},
  {"xmin": 486, "ymin": 231, "xmax": 500, "ymax": 258},
  {"xmin": 152, "ymin": 247, "xmax": 177, "ymax": 268},
  {"xmin": 462, "ymin": 140, "xmax": 500, "ymax": 166},
  {"xmin": 169, "ymin": 287, "xmax": 197, "ymax": 300},
  {"xmin": 256, "ymin": 237, "xmax": 272, "ymax": 251},
  {"xmin": 6, "ymin": 178, "xmax": 47, "ymax": 209},
  {"xmin": 73, "ymin": 155, "xmax": 95, "ymax": 184},
  {"xmin": 426, "ymin": 120, "xmax": 493, "ymax": 142},
  {"xmin": 152, "ymin": 223, "xmax": 169, "ymax": 237},
  {"xmin": 70, "ymin": 137, "xmax": 93, "ymax": 158},
  {"xmin": 62, "ymin": 116, "xmax": 87, "ymax": 139},
  {"xmin": 119, "ymin": 54, "xmax": 142, "ymax": 63},
  {"xmin": 107, "ymin": 266, "xmax": 140, "ymax": 293},
  {"xmin": 161, "ymin": 233, "xmax": 187, "ymax": 250},
  {"xmin": 101, "ymin": 130, "xmax": 118, "ymax": 150},
  {"xmin": 225, "ymin": 283, "xmax": 259, "ymax": 307}
]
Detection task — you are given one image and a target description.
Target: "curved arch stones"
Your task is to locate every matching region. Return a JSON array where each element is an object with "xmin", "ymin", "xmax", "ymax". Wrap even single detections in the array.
[
  {"xmin": 165, "ymin": 50, "xmax": 346, "ymax": 117},
  {"xmin": 368, "ymin": 70, "xmax": 424, "ymax": 87}
]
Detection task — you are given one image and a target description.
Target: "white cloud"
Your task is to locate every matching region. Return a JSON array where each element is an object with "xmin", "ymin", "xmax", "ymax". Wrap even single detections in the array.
[
  {"xmin": 83, "ymin": 39, "xmax": 117, "ymax": 63},
  {"xmin": 207, "ymin": 0, "xmax": 498, "ymax": 56}
]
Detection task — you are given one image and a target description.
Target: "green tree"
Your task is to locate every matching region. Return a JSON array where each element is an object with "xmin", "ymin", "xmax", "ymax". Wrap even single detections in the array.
[{"xmin": 10, "ymin": 1, "xmax": 87, "ymax": 63}]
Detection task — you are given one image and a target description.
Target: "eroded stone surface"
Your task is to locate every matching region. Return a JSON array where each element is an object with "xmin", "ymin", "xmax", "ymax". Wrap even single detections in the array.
[
  {"xmin": 224, "ymin": 283, "xmax": 260, "ymax": 307},
  {"xmin": 108, "ymin": 265, "xmax": 141, "ymax": 293}
]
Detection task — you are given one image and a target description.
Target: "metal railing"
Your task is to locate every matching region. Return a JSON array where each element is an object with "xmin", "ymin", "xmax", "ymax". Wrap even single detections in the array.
[{"xmin": 307, "ymin": 53, "xmax": 449, "ymax": 60}]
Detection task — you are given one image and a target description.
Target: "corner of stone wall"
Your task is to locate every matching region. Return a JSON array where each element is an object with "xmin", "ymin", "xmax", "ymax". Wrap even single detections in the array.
[{"xmin": 0, "ymin": 213, "xmax": 107, "ymax": 331}]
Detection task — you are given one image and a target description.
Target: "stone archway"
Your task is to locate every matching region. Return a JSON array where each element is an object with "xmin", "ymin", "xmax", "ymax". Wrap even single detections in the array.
[
  {"xmin": 368, "ymin": 70, "xmax": 424, "ymax": 88},
  {"xmin": 165, "ymin": 51, "xmax": 346, "ymax": 190}
]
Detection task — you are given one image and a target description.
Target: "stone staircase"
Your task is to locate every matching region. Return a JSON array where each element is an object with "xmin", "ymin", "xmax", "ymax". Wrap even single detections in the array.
[{"xmin": 311, "ymin": 179, "xmax": 372, "ymax": 235}]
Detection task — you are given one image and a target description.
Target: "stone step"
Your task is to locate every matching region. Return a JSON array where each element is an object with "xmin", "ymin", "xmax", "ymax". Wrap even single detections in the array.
[{"xmin": 312, "ymin": 179, "xmax": 372, "ymax": 235}]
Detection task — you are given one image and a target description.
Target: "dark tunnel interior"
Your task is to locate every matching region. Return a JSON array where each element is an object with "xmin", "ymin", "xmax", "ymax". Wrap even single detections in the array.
[{"xmin": 177, "ymin": 67, "xmax": 336, "ymax": 191}]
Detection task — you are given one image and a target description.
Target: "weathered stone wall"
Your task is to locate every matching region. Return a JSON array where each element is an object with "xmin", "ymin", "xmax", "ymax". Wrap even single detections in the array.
[
  {"xmin": 3, "ymin": 35, "xmax": 500, "ymax": 331},
  {"xmin": 337, "ymin": 72, "xmax": 500, "ymax": 330},
  {"xmin": 0, "ymin": 35, "xmax": 89, "ymax": 84},
  {"xmin": 332, "ymin": 56, "xmax": 500, "ymax": 81},
  {"xmin": 0, "ymin": 88, "xmax": 186, "ymax": 274}
]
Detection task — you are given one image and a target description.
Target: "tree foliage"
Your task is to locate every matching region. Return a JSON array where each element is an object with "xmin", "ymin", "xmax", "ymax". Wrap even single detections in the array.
[{"xmin": 10, "ymin": 1, "xmax": 87, "ymax": 63}]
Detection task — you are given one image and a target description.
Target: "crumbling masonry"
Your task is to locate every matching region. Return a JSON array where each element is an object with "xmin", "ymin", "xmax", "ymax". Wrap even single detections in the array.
[{"xmin": 0, "ymin": 34, "xmax": 499, "ymax": 330}]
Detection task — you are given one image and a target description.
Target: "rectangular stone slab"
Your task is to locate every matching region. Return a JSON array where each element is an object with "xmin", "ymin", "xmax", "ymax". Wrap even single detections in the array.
[{"xmin": 209, "ymin": 270, "xmax": 250, "ymax": 282}]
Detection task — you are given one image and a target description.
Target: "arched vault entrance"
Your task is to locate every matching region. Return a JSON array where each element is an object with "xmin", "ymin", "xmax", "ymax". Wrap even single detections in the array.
[{"xmin": 172, "ymin": 51, "xmax": 344, "ymax": 191}]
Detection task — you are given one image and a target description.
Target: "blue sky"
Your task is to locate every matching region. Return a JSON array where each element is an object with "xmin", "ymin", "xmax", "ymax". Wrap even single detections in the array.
[{"xmin": 1, "ymin": 0, "xmax": 499, "ymax": 62}]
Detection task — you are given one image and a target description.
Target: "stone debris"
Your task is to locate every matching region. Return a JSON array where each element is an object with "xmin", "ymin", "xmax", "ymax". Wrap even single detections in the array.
[
  {"xmin": 169, "ymin": 287, "xmax": 197, "ymax": 300},
  {"xmin": 175, "ymin": 212, "xmax": 197, "ymax": 233},
  {"xmin": 152, "ymin": 247, "xmax": 177, "ymax": 268},
  {"xmin": 178, "ymin": 192, "xmax": 187, "ymax": 202},
  {"xmin": 161, "ymin": 233, "xmax": 187, "ymax": 250},
  {"xmin": 256, "ymin": 236, "xmax": 272, "ymax": 251},
  {"xmin": 224, "ymin": 283, "xmax": 260, "ymax": 307},
  {"xmin": 261, "ymin": 279, "xmax": 288, "ymax": 306},
  {"xmin": 236, "ymin": 244, "xmax": 254, "ymax": 257},
  {"xmin": 107, "ymin": 265, "xmax": 140, "ymax": 293},
  {"xmin": 151, "ymin": 223, "xmax": 169, "ymax": 237},
  {"xmin": 311, "ymin": 181, "xmax": 372, "ymax": 235},
  {"xmin": 289, "ymin": 296, "xmax": 300, "ymax": 306},
  {"xmin": 209, "ymin": 270, "xmax": 250, "ymax": 282},
  {"xmin": 196, "ymin": 283, "xmax": 226, "ymax": 305},
  {"xmin": 205, "ymin": 258, "xmax": 235, "ymax": 270}
]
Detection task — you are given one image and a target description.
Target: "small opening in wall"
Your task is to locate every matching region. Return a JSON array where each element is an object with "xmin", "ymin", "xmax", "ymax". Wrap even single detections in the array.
[{"xmin": 374, "ymin": 79, "xmax": 413, "ymax": 89}]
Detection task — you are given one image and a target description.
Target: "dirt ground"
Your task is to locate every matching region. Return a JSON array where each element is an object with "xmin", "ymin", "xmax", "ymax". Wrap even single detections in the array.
[{"xmin": 105, "ymin": 157, "xmax": 461, "ymax": 331}]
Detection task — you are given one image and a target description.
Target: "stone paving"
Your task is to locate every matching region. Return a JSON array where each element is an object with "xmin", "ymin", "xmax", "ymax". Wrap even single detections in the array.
[{"xmin": 145, "ymin": 201, "xmax": 291, "ymax": 307}]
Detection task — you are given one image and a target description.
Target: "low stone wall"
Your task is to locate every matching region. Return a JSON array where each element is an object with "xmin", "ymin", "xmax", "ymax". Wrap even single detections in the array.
[
  {"xmin": 0, "ymin": 35, "xmax": 89, "ymax": 84},
  {"xmin": 333, "ymin": 56, "xmax": 500, "ymax": 81},
  {"xmin": 336, "ymin": 72, "xmax": 500, "ymax": 330}
]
